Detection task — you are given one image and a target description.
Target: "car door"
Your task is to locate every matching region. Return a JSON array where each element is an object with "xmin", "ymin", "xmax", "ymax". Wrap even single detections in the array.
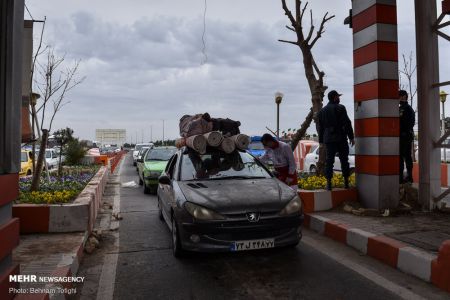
[{"xmin": 160, "ymin": 154, "xmax": 178, "ymax": 219}]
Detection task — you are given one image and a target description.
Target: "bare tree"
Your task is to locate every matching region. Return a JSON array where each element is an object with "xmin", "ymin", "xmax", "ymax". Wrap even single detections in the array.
[
  {"xmin": 279, "ymin": 0, "xmax": 334, "ymax": 173},
  {"xmin": 399, "ymin": 52, "xmax": 417, "ymax": 111},
  {"xmin": 29, "ymin": 17, "xmax": 47, "ymax": 175},
  {"xmin": 30, "ymin": 48, "xmax": 85, "ymax": 191}
]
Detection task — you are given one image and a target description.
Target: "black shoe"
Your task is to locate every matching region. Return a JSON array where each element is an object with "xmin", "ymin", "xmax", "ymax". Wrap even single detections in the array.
[{"xmin": 344, "ymin": 177, "xmax": 349, "ymax": 189}]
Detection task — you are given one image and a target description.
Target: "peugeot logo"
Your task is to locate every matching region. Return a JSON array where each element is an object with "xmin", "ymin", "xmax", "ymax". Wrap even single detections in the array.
[{"xmin": 247, "ymin": 212, "xmax": 260, "ymax": 222}]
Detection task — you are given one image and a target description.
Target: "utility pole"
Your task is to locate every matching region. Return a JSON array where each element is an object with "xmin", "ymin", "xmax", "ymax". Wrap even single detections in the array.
[
  {"xmin": 415, "ymin": 0, "xmax": 440, "ymax": 210},
  {"xmin": 141, "ymin": 129, "xmax": 144, "ymax": 143},
  {"xmin": 162, "ymin": 120, "xmax": 165, "ymax": 146}
]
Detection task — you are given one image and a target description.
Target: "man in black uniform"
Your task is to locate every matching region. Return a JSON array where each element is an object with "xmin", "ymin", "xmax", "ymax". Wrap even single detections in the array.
[
  {"xmin": 318, "ymin": 90, "xmax": 355, "ymax": 190},
  {"xmin": 399, "ymin": 90, "xmax": 415, "ymax": 183}
]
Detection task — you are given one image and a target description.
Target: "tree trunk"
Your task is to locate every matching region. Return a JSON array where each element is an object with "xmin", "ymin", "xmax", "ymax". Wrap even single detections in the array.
[
  {"xmin": 291, "ymin": 108, "xmax": 314, "ymax": 151},
  {"xmin": 31, "ymin": 129, "xmax": 49, "ymax": 191},
  {"xmin": 58, "ymin": 145, "xmax": 63, "ymax": 178}
]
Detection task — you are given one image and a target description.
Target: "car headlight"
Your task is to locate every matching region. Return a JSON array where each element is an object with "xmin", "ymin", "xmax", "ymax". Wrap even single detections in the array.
[
  {"xmin": 184, "ymin": 202, "xmax": 225, "ymax": 220},
  {"xmin": 279, "ymin": 196, "xmax": 302, "ymax": 216}
]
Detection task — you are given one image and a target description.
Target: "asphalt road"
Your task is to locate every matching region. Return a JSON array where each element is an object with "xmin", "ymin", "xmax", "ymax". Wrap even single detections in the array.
[{"xmin": 79, "ymin": 153, "xmax": 447, "ymax": 300}]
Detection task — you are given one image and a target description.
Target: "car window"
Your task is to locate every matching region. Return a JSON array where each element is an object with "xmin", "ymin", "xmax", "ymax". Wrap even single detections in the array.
[
  {"xmin": 45, "ymin": 150, "xmax": 52, "ymax": 158},
  {"xmin": 180, "ymin": 149, "xmax": 272, "ymax": 181},
  {"xmin": 167, "ymin": 155, "xmax": 178, "ymax": 179},
  {"xmin": 21, "ymin": 152, "xmax": 28, "ymax": 162},
  {"xmin": 146, "ymin": 148, "xmax": 177, "ymax": 161}
]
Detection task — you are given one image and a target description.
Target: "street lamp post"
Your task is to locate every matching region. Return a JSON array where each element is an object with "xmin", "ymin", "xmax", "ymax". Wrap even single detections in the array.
[
  {"xmin": 441, "ymin": 90, "xmax": 449, "ymax": 162},
  {"xmin": 274, "ymin": 92, "xmax": 284, "ymax": 138}
]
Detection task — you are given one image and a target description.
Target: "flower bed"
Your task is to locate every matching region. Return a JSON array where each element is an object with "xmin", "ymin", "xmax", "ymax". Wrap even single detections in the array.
[
  {"xmin": 298, "ymin": 173, "xmax": 356, "ymax": 190},
  {"xmin": 17, "ymin": 165, "xmax": 99, "ymax": 204},
  {"xmin": 13, "ymin": 166, "xmax": 108, "ymax": 233},
  {"xmin": 297, "ymin": 173, "xmax": 357, "ymax": 213}
]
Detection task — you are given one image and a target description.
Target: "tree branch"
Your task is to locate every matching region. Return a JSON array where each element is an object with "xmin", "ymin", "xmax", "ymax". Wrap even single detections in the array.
[
  {"xmin": 281, "ymin": 0, "xmax": 297, "ymax": 28},
  {"xmin": 278, "ymin": 39, "xmax": 300, "ymax": 45},
  {"xmin": 309, "ymin": 12, "xmax": 335, "ymax": 48}
]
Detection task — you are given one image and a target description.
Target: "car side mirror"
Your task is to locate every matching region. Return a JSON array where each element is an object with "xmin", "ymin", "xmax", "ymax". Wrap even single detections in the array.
[{"xmin": 159, "ymin": 174, "xmax": 171, "ymax": 185}]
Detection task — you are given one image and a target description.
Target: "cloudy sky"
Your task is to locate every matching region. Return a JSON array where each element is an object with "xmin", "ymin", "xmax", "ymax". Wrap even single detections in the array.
[{"xmin": 26, "ymin": 0, "xmax": 450, "ymax": 143}]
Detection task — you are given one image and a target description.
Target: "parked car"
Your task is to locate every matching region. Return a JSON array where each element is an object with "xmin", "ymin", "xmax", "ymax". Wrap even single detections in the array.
[
  {"xmin": 36, "ymin": 148, "xmax": 61, "ymax": 170},
  {"xmin": 133, "ymin": 143, "xmax": 153, "ymax": 166},
  {"xmin": 138, "ymin": 146, "xmax": 177, "ymax": 194},
  {"xmin": 20, "ymin": 150, "xmax": 33, "ymax": 176},
  {"xmin": 304, "ymin": 145, "xmax": 355, "ymax": 174},
  {"xmin": 247, "ymin": 136, "xmax": 265, "ymax": 157},
  {"xmin": 135, "ymin": 147, "xmax": 150, "ymax": 172},
  {"xmin": 157, "ymin": 147, "xmax": 304, "ymax": 257}
]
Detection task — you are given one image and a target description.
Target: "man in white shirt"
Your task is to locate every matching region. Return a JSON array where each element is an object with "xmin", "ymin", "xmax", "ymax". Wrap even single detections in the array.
[{"xmin": 259, "ymin": 134, "xmax": 298, "ymax": 190}]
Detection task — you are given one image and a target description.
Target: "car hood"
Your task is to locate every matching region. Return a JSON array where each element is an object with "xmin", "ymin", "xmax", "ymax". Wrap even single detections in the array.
[
  {"xmin": 144, "ymin": 160, "xmax": 168, "ymax": 172},
  {"xmin": 178, "ymin": 178, "xmax": 297, "ymax": 214}
]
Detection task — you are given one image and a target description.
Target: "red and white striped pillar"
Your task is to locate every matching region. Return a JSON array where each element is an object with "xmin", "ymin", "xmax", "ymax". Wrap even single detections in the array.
[{"xmin": 352, "ymin": 0, "xmax": 400, "ymax": 209}]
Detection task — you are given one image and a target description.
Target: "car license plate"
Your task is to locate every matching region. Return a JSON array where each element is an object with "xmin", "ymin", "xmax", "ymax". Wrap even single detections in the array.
[{"xmin": 230, "ymin": 239, "xmax": 275, "ymax": 251}]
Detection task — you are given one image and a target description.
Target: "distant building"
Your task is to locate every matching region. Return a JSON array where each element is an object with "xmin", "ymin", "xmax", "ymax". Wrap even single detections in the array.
[{"xmin": 95, "ymin": 129, "xmax": 126, "ymax": 147}]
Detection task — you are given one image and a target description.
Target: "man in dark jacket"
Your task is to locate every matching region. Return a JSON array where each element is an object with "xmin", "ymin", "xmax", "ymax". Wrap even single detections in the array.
[
  {"xmin": 318, "ymin": 90, "xmax": 355, "ymax": 190},
  {"xmin": 399, "ymin": 90, "xmax": 415, "ymax": 183}
]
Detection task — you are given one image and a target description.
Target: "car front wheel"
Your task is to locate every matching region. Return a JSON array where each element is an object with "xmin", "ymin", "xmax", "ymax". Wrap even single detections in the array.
[
  {"xmin": 172, "ymin": 217, "xmax": 185, "ymax": 258},
  {"xmin": 310, "ymin": 165, "xmax": 317, "ymax": 174},
  {"xmin": 143, "ymin": 181, "xmax": 151, "ymax": 194},
  {"xmin": 157, "ymin": 197, "xmax": 164, "ymax": 221}
]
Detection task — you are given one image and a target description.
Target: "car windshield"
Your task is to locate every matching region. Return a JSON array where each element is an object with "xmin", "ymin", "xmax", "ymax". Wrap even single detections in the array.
[
  {"xmin": 310, "ymin": 145, "xmax": 319, "ymax": 153},
  {"xmin": 21, "ymin": 152, "xmax": 28, "ymax": 162},
  {"xmin": 180, "ymin": 149, "xmax": 272, "ymax": 181},
  {"xmin": 139, "ymin": 147, "xmax": 149, "ymax": 155},
  {"xmin": 146, "ymin": 148, "xmax": 177, "ymax": 161},
  {"xmin": 248, "ymin": 141, "xmax": 264, "ymax": 150},
  {"xmin": 135, "ymin": 144, "xmax": 149, "ymax": 151}
]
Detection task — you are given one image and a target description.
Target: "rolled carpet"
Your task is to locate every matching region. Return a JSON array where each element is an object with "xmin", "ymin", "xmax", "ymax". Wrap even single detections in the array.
[
  {"xmin": 220, "ymin": 137, "xmax": 236, "ymax": 154},
  {"xmin": 203, "ymin": 131, "xmax": 223, "ymax": 147},
  {"xmin": 175, "ymin": 138, "xmax": 186, "ymax": 149},
  {"xmin": 186, "ymin": 135, "xmax": 207, "ymax": 154},
  {"xmin": 231, "ymin": 134, "xmax": 250, "ymax": 150}
]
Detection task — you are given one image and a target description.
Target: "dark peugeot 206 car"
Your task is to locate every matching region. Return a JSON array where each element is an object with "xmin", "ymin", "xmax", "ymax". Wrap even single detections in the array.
[{"xmin": 157, "ymin": 147, "xmax": 304, "ymax": 257}]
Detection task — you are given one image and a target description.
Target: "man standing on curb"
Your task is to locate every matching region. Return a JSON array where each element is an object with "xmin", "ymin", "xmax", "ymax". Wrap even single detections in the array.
[
  {"xmin": 259, "ymin": 134, "xmax": 298, "ymax": 190},
  {"xmin": 317, "ymin": 90, "xmax": 355, "ymax": 191},
  {"xmin": 399, "ymin": 90, "xmax": 415, "ymax": 183}
]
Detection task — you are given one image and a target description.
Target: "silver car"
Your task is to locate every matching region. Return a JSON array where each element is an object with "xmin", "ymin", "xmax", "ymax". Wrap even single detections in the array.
[{"xmin": 157, "ymin": 147, "xmax": 304, "ymax": 257}]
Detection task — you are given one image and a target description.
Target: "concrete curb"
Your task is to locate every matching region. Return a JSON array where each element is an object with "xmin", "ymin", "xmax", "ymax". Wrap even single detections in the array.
[
  {"xmin": 13, "ymin": 167, "xmax": 109, "ymax": 234},
  {"xmin": 304, "ymin": 213, "xmax": 450, "ymax": 293},
  {"xmin": 298, "ymin": 188, "xmax": 357, "ymax": 213}
]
